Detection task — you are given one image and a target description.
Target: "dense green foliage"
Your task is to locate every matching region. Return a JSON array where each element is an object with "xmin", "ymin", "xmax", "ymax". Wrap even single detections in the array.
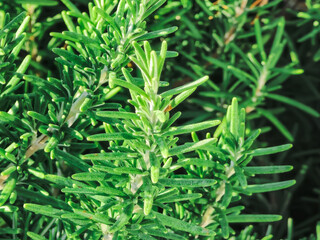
[{"xmin": 0, "ymin": 0, "xmax": 319, "ymax": 239}]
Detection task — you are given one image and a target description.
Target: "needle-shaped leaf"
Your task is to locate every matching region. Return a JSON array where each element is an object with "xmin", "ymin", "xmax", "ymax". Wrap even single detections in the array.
[
  {"xmin": 252, "ymin": 144, "xmax": 292, "ymax": 156},
  {"xmin": 44, "ymin": 174, "xmax": 86, "ymax": 188},
  {"xmin": 257, "ymin": 108, "xmax": 294, "ymax": 142},
  {"xmin": 254, "ymin": 19, "xmax": 267, "ymax": 62},
  {"xmin": 17, "ymin": 187, "xmax": 71, "ymax": 210},
  {"xmin": 140, "ymin": 0, "xmax": 166, "ymax": 21},
  {"xmin": 55, "ymin": 150, "xmax": 90, "ymax": 171},
  {"xmin": 168, "ymin": 138, "xmax": 217, "ymax": 156},
  {"xmin": 111, "ymin": 78, "xmax": 149, "ymax": 98},
  {"xmin": 24, "ymin": 204, "xmax": 67, "ymax": 217},
  {"xmin": 96, "ymin": 111, "xmax": 139, "ymax": 120},
  {"xmin": 72, "ymin": 209, "xmax": 112, "ymax": 225},
  {"xmin": 244, "ymin": 165, "xmax": 293, "ymax": 174},
  {"xmin": 234, "ymin": 166, "xmax": 247, "ymax": 188},
  {"xmin": 161, "ymin": 76, "xmax": 209, "ymax": 98},
  {"xmin": 53, "ymin": 48, "xmax": 88, "ymax": 67},
  {"xmin": 158, "ymin": 178, "xmax": 216, "ymax": 188},
  {"xmin": 157, "ymin": 193, "xmax": 202, "ymax": 203},
  {"xmin": 27, "ymin": 111, "xmax": 51, "ymax": 124},
  {"xmin": 136, "ymin": 27, "xmax": 178, "ymax": 41},
  {"xmin": 87, "ymin": 132, "xmax": 138, "ymax": 141},
  {"xmin": 0, "ymin": 205, "xmax": 18, "ymax": 213},
  {"xmin": 27, "ymin": 232, "xmax": 46, "ymax": 240},
  {"xmin": 96, "ymin": 186, "xmax": 127, "ymax": 197},
  {"xmin": 246, "ymin": 180, "xmax": 296, "ymax": 193},
  {"xmin": 266, "ymin": 93, "xmax": 320, "ymax": 117},
  {"xmin": 72, "ymin": 172, "xmax": 110, "ymax": 182},
  {"xmin": 227, "ymin": 214, "xmax": 282, "ymax": 223},
  {"xmin": 61, "ymin": 187, "xmax": 102, "ymax": 195},
  {"xmin": 162, "ymin": 120, "xmax": 220, "ymax": 137},
  {"xmin": 0, "ymin": 12, "xmax": 26, "ymax": 39},
  {"xmin": 169, "ymin": 87, "xmax": 197, "ymax": 109},
  {"xmin": 82, "ymin": 152, "xmax": 138, "ymax": 161},
  {"xmin": 176, "ymin": 158, "xmax": 222, "ymax": 168},
  {"xmin": 153, "ymin": 211, "xmax": 214, "ymax": 236},
  {"xmin": 0, "ymin": 171, "xmax": 17, "ymax": 206}
]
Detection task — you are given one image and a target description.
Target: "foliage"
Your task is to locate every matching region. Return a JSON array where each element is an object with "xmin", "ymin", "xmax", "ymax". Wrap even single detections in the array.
[{"xmin": 0, "ymin": 0, "xmax": 319, "ymax": 239}]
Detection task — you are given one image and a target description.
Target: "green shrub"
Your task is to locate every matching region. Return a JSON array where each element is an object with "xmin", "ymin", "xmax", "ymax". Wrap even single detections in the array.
[{"xmin": 0, "ymin": 0, "xmax": 319, "ymax": 239}]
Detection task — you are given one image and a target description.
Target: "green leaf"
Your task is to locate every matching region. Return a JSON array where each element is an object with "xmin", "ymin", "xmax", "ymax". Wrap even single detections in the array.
[
  {"xmin": 24, "ymin": 203, "xmax": 67, "ymax": 217},
  {"xmin": 87, "ymin": 132, "xmax": 138, "ymax": 141},
  {"xmin": 82, "ymin": 152, "xmax": 137, "ymax": 161},
  {"xmin": 176, "ymin": 158, "xmax": 220, "ymax": 168},
  {"xmin": 153, "ymin": 212, "xmax": 214, "ymax": 236},
  {"xmin": 221, "ymin": 183, "xmax": 232, "ymax": 207},
  {"xmin": 112, "ymin": 78, "xmax": 149, "ymax": 99},
  {"xmin": 252, "ymin": 144, "xmax": 292, "ymax": 156},
  {"xmin": 162, "ymin": 120, "xmax": 220, "ymax": 137},
  {"xmin": 0, "ymin": 111, "xmax": 22, "ymax": 126},
  {"xmin": 94, "ymin": 7, "xmax": 116, "ymax": 27},
  {"xmin": 136, "ymin": 27, "xmax": 178, "ymax": 41},
  {"xmin": 0, "ymin": 227, "xmax": 21, "ymax": 235},
  {"xmin": 158, "ymin": 178, "xmax": 216, "ymax": 188},
  {"xmin": 257, "ymin": 108, "xmax": 294, "ymax": 142},
  {"xmin": 234, "ymin": 166, "xmax": 247, "ymax": 188},
  {"xmin": 61, "ymin": 31, "xmax": 100, "ymax": 46},
  {"xmin": 113, "ymin": 167, "xmax": 144, "ymax": 175},
  {"xmin": 16, "ymin": 0, "xmax": 58, "ymax": 6},
  {"xmin": 227, "ymin": 214, "xmax": 282, "ymax": 223},
  {"xmin": 314, "ymin": 49, "xmax": 320, "ymax": 61},
  {"xmin": 0, "ymin": 205, "xmax": 18, "ymax": 212},
  {"xmin": 72, "ymin": 172, "xmax": 109, "ymax": 181},
  {"xmin": 141, "ymin": 0, "xmax": 166, "ymax": 21},
  {"xmin": 17, "ymin": 187, "xmax": 71, "ymax": 210},
  {"xmin": 161, "ymin": 76, "xmax": 209, "ymax": 97},
  {"xmin": 72, "ymin": 209, "xmax": 112, "ymax": 225},
  {"xmin": 96, "ymin": 186, "xmax": 127, "ymax": 197},
  {"xmin": 219, "ymin": 212, "xmax": 229, "ymax": 239},
  {"xmin": 168, "ymin": 138, "xmax": 217, "ymax": 156},
  {"xmin": 246, "ymin": 180, "xmax": 296, "ymax": 193},
  {"xmin": 96, "ymin": 111, "xmax": 139, "ymax": 120},
  {"xmin": 56, "ymin": 150, "xmax": 90, "ymax": 171},
  {"xmin": 170, "ymin": 87, "xmax": 197, "ymax": 109},
  {"xmin": 61, "ymin": 187, "xmax": 102, "ymax": 195},
  {"xmin": 244, "ymin": 165, "xmax": 293, "ymax": 174},
  {"xmin": 229, "ymin": 97, "xmax": 239, "ymax": 138},
  {"xmin": 53, "ymin": 48, "xmax": 88, "ymax": 67},
  {"xmin": 156, "ymin": 51, "xmax": 179, "ymax": 58},
  {"xmin": 92, "ymin": 165, "xmax": 122, "ymax": 175},
  {"xmin": 254, "ymin": 19, "xmax": 267, "ymax": 61},
  {"xmin": 242, "ymin": 129, "xmax": 261, "ymax": 149},
  {"xmin": 44, "ymin": 174, "xmax": 86, "ymax": 187},
  {"xmin": 3, "ymin": 54, "xmax": 31, "ymax": 96},
  {"xmin": 23, "ymin": 75, "xmax": 65, "ymax": 96},
  {"xmin": 27, "ymin": 232, "xmax": 47, "ymax": 240},
  {"xmin": 266, "ymin": 93, "xmax": 320, "ymax": 118},
  {"xmin": 157, "ymin": 193, "xmax": 202, "ymax": 203},
  {"xmin": 0, "ymin": 171, "xmax": 17, "ymax": 207},
  {"xmin": 27, "ymin": 111, "xmax": 51, "ymax": 124},
  {"xmin": 44, "ymin": 136, "xmax": 59, "ymax": 153},
  {"xmin": 0, "ymin": 12, "xmax": 26, "ymax": 39}
]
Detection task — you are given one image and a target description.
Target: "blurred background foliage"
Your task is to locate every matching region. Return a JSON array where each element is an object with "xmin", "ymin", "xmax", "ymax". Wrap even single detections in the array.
[{"xmin": 0, "ymin": 0, "xmax": 319, "ymax": 239}]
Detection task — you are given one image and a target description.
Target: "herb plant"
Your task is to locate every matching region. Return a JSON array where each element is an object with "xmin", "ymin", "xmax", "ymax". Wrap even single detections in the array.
[{"xmin": 0, "ymin": 0, "xmax": 319, "ymax": 239}]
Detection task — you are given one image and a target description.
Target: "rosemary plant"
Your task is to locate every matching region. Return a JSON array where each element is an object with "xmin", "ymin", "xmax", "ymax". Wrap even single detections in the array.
[{"xmin": 0, "ymin": 0, "xmax": 319, "ymax": 239}]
